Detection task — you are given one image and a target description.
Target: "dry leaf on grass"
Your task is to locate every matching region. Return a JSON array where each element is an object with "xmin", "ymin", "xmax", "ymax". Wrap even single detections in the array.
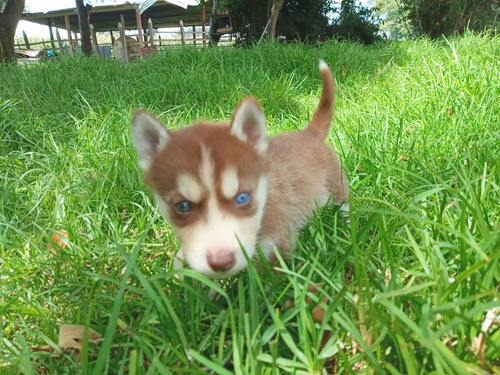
[
  {"xmin": 47, "ymin": 230, "xmax": 69, "ymax": 256},
  {"xmin": 284, "ymin": 282, "xmax": 330, "ymax": 324},
  {"xmin": 31, "ymin": 324, "xmax": 102, "ymax": 358},
  {"xmin": 305, "ymin": 282, "xmax": 330, "ymax": 324},
  {"xmin": 377, "ymin": 268, "xmax": 391, "ymax": 287},
  {"xmin": 31, "ymin": 344, "xmax": 56, "ymax": 353},
  {"xmin": 55, "ymin": 325, "xmax": 103, "ymax": 367},
  {"xmin": 470, "ymin": 306, "xmax": 500, "ymax": 366},
  {"xmin": 58, "ymin": 324, "xmax": 103, "ymax": 352}
]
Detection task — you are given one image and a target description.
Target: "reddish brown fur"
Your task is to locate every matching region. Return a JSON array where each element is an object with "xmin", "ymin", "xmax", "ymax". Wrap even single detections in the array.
[
  {"xmin": 132, "ymin": 61, "xmax": 349, "ymax": 276},
  {"xmin": 259, "ymin": 130, "xmax": 348, "ymax": 252}
]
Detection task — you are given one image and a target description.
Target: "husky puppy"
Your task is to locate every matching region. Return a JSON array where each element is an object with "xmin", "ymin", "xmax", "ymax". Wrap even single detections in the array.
[{"xmin": 131, "ymin": 60, "xmax": 349, "ymax": 278}]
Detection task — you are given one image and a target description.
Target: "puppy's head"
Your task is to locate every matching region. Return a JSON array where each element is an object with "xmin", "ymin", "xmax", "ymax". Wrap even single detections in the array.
[{"xmin": 131, "ymin": 98, "xmax": 269, "ymax": 278}]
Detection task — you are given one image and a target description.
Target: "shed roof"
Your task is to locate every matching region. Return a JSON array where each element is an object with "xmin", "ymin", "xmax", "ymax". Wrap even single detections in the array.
[{"xmin": 21, "ymin": 0, "xmax": 211, "ymax": 33}]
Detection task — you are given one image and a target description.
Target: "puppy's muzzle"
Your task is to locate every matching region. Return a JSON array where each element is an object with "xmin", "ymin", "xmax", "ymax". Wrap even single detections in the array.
[{"xmin": 206, "ymin": 250, "xmax": 236, "ymax": 272}]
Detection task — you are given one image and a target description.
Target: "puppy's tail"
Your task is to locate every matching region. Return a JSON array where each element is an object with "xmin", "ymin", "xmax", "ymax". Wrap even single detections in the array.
[{"xmin": 304, "ymin": 60, "xmax": 336, "ymax": 140}]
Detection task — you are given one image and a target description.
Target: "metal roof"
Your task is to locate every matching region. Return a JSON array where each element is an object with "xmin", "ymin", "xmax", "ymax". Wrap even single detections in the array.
[
  {"xmin": 21, "ymin": 0, "xmax": 209, "ymax": 32},
  {"xmin": 87, "ymin": 0, "xmax": 199, "ymax": 13}
]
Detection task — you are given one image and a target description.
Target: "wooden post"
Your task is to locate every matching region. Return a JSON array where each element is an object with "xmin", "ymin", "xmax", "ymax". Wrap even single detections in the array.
[
  {"xmin": 135, "ymin": 11, "xmax": 144, "ymax": 49},
  {"xmin": 22, "ymin": 30, "xmax": 30, "ymax": 49},
  {"xmin": 148, "ymin": 18, "xmax": 154, "ymax": 46},
  {"xmin": 192, "ymin": 25, "xmax": 196, "ymax": 45},
  {"xmin": 201, "ymin": 6, "xmax": 206, "ymax": 45},
  {"xmin": 64, "ymin": 14, "xmax": 74, "ymax": 56},
  {"xmin": 56, "ymin": 28, "xmax": 63, "ymax": 52},
  {"xmin": 179, "ymin": 20, "xmax": 185, "ymax": 45},
  {"xmin": 90, "ymin": 24, "xmax": 99, "ymax": 55},
  {"xmin": 47, "ymin": 18, "xmax": 56, "ymax": 50},
  {"xmin": 118, "ymin": 22, "xmax": 128, "ymax": 63},
  {"xmin": 110, "ymin": 30, "xmax": 115, "ymax": 45},
  {"xmin": 141, "ymin": 13, "xmax": 148, "ymax": 45}
]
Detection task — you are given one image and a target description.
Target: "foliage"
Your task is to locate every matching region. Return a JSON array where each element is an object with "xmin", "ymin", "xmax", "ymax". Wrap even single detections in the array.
[
  {"xmin": 219, "ymin": 0, "xmax": 269, "ymax": 43},
  {"xmin": 273, "ymin": 0, "xmax": 332, "ymax": 42},
  {"xmin": 331, "ymin": 0, "xmax": 381, "ymax": 44},
  {"xmin": 376, "ymin": 0, "xmax": 414, "ymax": 39},
  {"xmin": 399, "ymin": 0, "xmax": 500, "ymax": 38},
  {"xmin": 1, "ymin": 34, "xmax": 500, "ymax": 373},
  {"xmin": 220, "ymin": 0, "xmax": 380, "ymax": 44}
]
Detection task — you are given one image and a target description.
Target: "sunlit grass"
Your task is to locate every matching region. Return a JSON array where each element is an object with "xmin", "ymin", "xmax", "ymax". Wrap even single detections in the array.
[{"xmin": 1, "ymin": 33, "xmax": 499, "ymax": 374}]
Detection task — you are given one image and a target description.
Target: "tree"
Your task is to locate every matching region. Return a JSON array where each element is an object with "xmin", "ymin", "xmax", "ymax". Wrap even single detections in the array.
[
  {"xmin": 222, "ymin": 0, "xmax": 381, "ymax": 44},
  {"xmin": 76, "ymin": 0, "xmax": 93, "ymax": 56},
  {"xmin": 267, "ymin": 0, "xmax": 284, "ymax": 39},
  {"xmin": 330, "ymin": 0, "xmax": 381, "ymax": 44},
  {"xmin": 278, "ymin": 0, "xmax": 332, "ymax": 42},
  {"xmin": 221, "ymin": 0, "xmax": 334, "ymax": 43},
  {"xmin": 375, "ymin": 0, "xmax": 413, "ymax": 39},
  {"xmin": 398, "ymin": 0, "xmax": 500, "ymax": 38},
  {"xmin": 0, "ymin": 0, "xmax": 25, "ymax": 62},
  {"xmin": 220, "ymin": 0, "xmax": 269, "ymax": 43}
]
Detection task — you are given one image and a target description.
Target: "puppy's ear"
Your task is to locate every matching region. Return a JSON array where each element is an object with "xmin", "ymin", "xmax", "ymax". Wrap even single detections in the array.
[
  {"xmin": 131, "ymin": 110, "xmax": 170, "ymax": 171},
  {"xmin": 230, "ymin": 97, "xmax": 268, "ymax": 154}
]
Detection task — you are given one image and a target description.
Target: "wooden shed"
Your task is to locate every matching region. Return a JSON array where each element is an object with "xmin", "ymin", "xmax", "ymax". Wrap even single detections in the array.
[{"xmin": 21, "ymin": 0, "xmax": 212, "ymax": 32}]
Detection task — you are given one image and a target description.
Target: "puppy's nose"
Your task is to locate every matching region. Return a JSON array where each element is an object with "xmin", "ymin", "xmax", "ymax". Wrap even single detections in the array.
[{"xmin": 206, "ymin": 250, "xmax": 236, "ymax": 272}]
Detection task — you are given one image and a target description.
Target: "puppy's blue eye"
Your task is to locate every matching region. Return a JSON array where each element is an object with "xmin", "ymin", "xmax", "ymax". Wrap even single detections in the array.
[
  {"xmin": 175, "ymin": 201, "xmax": 192, "ymax": 213},
  {"xmin": 235, "ymin": 193, "xmax": 250, "ymax": 205}
]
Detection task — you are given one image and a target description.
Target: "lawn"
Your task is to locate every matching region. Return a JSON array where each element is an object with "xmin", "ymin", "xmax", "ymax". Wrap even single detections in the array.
[{"xmin": 0, "ymin": 32, "xmax": 499, "ymax": 374}]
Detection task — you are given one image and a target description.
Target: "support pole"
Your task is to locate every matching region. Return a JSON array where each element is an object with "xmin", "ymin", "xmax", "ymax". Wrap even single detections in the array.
[
  {"xmin": 135, "ymin": 11, "xmax": 144, "ymax": 49},
  {"xmin": 179, "ymin": 20, "xmax": 185, "ymax": 45},
  {"xmin": 64, "ymin": 14, "xmax": 74, "ymax": 56},
  {"xmin": 201, "ymin": 6, "xmax": 206, "ymax": 45},
  {"xmin": 47, "ymin": 18, "xmax": 56, "ymax": 50},
  {"xmin": 148, "ymin": 18, "xmax": 154, "ymax": 46},
  {"xmin": 90, "ymin": 24, "xmax": 99, "ymax": 55},
  {"xmin": 56, "ymin": 28, "xmax": 63, "ymax": 52},
  {"xmin": 118, "ymin": 22, "xmax": 128, "ymax": 63},
  {"xmin": 22, "ymin": 30, "xmax": 30, "ymax": 49}
]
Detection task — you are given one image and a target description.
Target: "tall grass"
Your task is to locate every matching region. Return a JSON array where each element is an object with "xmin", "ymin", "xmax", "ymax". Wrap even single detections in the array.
[{"xmin": 1, "ymin": 33, "xmax": 499, "ymax": 374}]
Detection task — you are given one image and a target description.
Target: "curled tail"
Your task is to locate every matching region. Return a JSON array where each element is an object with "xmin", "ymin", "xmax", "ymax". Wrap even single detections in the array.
[{"xmin": 304, "ymin": 60, "xmax": 336, "ymax": 140}]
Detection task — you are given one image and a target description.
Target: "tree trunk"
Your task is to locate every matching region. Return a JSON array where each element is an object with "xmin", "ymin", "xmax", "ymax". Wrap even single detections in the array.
[
  {"xmin": 0, "ymin": 0, "xmax": 26, "ymax": 62},
  {"xmin": 75, "ymin": 0, "xmax": 93, "ymax": 56},
  {"xmin": 267, "ymin": 0, "xmax": 284, "ymax": 39},
  {"xmin": 209, "ymin": 0, "xmax": 221, "ymax": 45}
]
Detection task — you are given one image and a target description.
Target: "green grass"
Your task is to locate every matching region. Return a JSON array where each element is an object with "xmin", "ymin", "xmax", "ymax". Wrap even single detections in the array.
[{"xmin": 1, "ymin": 32, "xmax": 499, "ymax": 374}]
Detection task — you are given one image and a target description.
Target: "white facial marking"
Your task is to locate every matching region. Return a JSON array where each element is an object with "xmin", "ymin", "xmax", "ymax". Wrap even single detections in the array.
[
  {"xmin": 154, "ymin": 192, "xmax": 171, "ymax": 222},
  {"xmin": 199, "ymin": 145, "xmax": 215, "ymax": 188},
  {"xmin": 177, "ymin": 174, "xmax": 202, "ymax": 203},
  {"xmin": 254, "ymin": 175, "xmax": 269, "ymax": 225},
  {"xmin": 180, "ymin": 155, "xmax": 269, "ymax": 277},
  {"xmin": 220, "ymin": 166, "xmax": 240, "ymax": 199}
]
